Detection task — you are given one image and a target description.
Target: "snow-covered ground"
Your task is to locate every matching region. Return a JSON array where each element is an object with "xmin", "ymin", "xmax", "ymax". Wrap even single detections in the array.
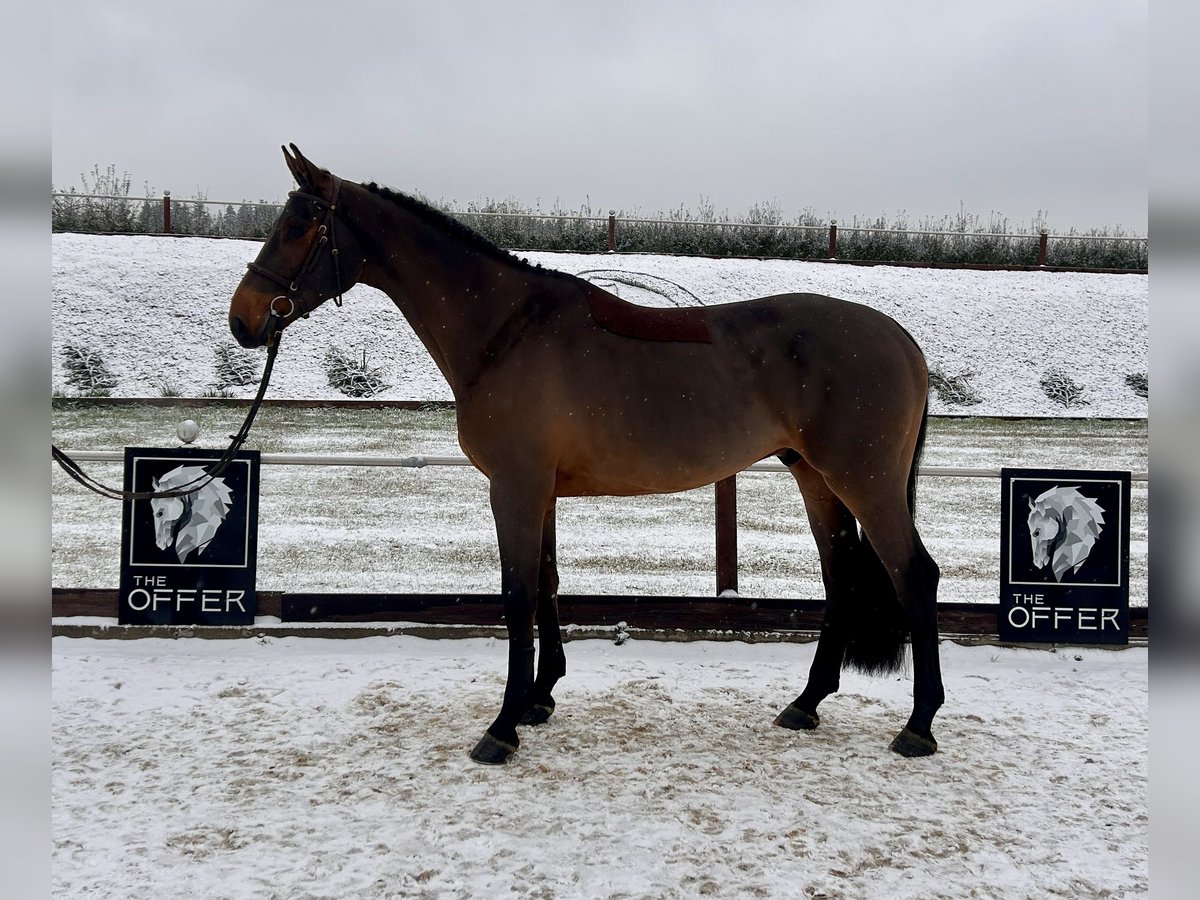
[
  {"xmin": 51, "ymin": 234, "xmax": 1148, "ymax": 417},
  {"xmin": 52, "ymin": 635, "xmax": 1147, "ymax": 898}
]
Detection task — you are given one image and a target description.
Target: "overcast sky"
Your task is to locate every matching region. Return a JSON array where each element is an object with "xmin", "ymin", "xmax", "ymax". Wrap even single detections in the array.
[{"xmin": 51, "ymin": 1, "xmax": 1147, "ymax": 233}]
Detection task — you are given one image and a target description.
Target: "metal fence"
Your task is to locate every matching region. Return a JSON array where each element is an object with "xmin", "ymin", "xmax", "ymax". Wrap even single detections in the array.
[{"xmin": 50, "ymin": 191, "xmax": 1149, "ymax": 270}]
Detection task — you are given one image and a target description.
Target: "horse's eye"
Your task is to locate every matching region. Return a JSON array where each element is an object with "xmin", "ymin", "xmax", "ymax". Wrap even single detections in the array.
[
  {"xmin": 156, "ymin": 510, "xmax": 163, "ymax": 517},
  {"xmin": 1032, "ymin": 529, "xmax": 1039, "ymax": 536},
  {"xmin": 285, "ymin": 222, "xmax": 307, "ymax": 240}
]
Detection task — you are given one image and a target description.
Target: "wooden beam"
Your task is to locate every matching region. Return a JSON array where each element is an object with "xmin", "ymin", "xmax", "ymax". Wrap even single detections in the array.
[{"xmin": 52, "ymin": 588, "xmax": 1148, "ymax": 638}]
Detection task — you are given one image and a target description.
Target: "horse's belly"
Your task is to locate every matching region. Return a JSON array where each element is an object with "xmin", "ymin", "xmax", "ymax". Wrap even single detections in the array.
[
  {"xmin": 555, "ymin": 465, "xmax": 716, "ymax": 497},
  {"xmin": 554, "ymin": 429, "xmax": 780, "ymax": 497}
]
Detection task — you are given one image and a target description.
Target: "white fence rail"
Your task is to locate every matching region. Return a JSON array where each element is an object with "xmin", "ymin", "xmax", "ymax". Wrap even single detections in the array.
[{"xmin": 55, "ymin": 450, "xmax": 1150, "ymax": 482}]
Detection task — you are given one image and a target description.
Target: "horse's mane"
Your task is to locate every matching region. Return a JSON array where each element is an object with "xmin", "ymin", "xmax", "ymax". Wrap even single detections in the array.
[
  {"xmin": 359, "ymin": 182, "xmax": 711, "ymax": 341},
  {"xmin": 361, "ymin": 182, "xmax": 569, "ymax": 279}
]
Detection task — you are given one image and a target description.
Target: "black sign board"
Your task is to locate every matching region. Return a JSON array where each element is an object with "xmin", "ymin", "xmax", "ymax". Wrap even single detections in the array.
[
  {"xmin": 118, "ymin": 447, "xmax": 260, "ymax": 626},
  {"xmin": 999, "ymin": 468, "xmax": 1131, "ymax": 645}
]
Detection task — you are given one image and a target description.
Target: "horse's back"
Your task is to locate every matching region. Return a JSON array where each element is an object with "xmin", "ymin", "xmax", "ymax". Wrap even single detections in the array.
[
  {"xmin": 705, "ymin": 291, "xmax": 926, "ymax": 385},
  {"xmin": 711, "ymin": 291, "xmax": 915, "ymax": 341}
]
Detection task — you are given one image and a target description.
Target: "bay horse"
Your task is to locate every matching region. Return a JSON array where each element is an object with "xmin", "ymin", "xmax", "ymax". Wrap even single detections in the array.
[{"xmin": 228, "ymin": 145, "xmax": 944, "ymax": 763}]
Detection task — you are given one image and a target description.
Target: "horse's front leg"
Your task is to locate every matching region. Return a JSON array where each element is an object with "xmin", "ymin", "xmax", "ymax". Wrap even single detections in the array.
[
  {"xmin": 469, "ymin": 473, "xmax": 554, "ymax": 765},
  {"xmin": 521, "ymin": 499, "xmax": 563, "ymax": 726}
]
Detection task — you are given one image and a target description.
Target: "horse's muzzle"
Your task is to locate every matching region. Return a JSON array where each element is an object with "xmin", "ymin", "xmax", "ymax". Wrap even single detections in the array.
[{"xmin": 230, "ymin": 313, "xmax": 266, "ymax": 349}]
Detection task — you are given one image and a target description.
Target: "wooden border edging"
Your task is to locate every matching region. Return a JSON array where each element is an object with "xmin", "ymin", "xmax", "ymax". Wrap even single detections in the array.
[
  {"xmin": 51, "ymin": 589, "xmax": 1147, "ymax": 639},
  {"xmin": 48, "ymin": 620, "xmax": 1148, "ymax": 649}
]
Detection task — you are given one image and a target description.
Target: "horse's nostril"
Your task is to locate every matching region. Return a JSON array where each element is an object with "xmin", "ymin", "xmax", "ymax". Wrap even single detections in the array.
[{"xmin": 230, "ymin": 315, "xmax": 253, "ymax": 346}]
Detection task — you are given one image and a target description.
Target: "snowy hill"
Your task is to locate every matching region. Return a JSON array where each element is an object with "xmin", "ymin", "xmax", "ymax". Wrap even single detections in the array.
[{"xmin": 51, "ymin": 233, "xmax": 1147, "ymax": 417}]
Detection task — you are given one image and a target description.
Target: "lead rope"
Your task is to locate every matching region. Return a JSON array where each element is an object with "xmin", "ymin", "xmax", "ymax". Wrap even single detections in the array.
[{"xmin": 51, "ymin": 331, "xmax": 282, "ymax": 501}]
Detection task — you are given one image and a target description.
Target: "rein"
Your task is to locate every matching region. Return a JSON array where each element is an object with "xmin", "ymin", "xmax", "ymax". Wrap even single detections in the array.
[
  {"xmin": 53, "ymin": 173, "xmax": 345, "ymax": 502},
  {"xmin": 51, "ymin": 325, "xmax": 282, "ymax": 502}
]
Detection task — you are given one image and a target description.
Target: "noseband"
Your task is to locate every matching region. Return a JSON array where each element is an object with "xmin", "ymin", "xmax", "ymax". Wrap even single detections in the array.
[{"xmin": 246, "ymin": 174, "xmax": 345, "ymax": 320}]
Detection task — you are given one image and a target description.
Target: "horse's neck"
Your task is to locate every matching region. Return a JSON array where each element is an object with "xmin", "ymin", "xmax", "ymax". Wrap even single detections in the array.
[{"xmin": 351, "ymin": 190, "xmax": 534, "ymax": 397}]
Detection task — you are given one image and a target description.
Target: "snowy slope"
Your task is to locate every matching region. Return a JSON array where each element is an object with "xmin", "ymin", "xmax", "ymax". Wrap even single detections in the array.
[{"xmin": 51, "ymin": 233, "xmax": 1148, "ymax": 417}]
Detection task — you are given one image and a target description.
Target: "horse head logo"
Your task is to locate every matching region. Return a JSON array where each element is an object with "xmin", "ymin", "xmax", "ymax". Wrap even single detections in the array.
[
  {"xmin": 1026, "ymin": 486, "xmax": 1106, "ymax": 582},
  {"xmin": 149, "ymin": 465, "xmax": 234, "ymax": 563}
]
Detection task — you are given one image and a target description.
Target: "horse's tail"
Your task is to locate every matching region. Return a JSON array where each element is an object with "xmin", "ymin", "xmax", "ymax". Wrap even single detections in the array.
[{"xmin": 841, "ymin": 400, "xmax": 928, "ymax": 675}]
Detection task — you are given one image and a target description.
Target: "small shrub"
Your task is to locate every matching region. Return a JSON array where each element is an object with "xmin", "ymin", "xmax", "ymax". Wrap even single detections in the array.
[
  {"xmin": 213, "ymin": 343, "xmax": 261, "ymax": 388},
  {"xmin": 928, "ymin": 369, "xmax": 983, "ymax": 406},
  {"xmin": 61, "ymin": 345, "xmax": 118, "ymax": 396},
  {"xmin": 200, "ymin": 387, "xmax": 236, "ymax": 399},
  {"xmin": 324, "ymin": 346, "xmax": 389, "ymax": 398},
  {"xmin": 1040, "ymin": 369, "xmax": 1089, "ymax": 409},
  {"xmin": 158, "ymin": 382, "xmax": 182, "ymax": 398},
  {"xmin": 1125, "ymin": 372, "xmax": 1148, "ymax": 398}
]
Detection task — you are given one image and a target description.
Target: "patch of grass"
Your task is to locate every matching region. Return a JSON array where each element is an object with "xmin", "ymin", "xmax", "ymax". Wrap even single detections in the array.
[
  {"xmin": 1125, "ymin": 372, "xmax": 1148, "ymax": 398},
  {"xmin": 212, "ymin": 343, "xmax": 261, "ymax": 389},
  {"xmin": 1039, "ymin": 369, "xmax": 1089, "ymax": 409},
  {"xmin": 324, "ymin": 346, "xmax": 389, "ymax": 398},
  {"xmin": 928, "ymin": 370, "xmax": 983, "ymax": 407},
  {"xmin": 61, "ymin": 345, "xmax": 118, "ymax": 397},
  {"xmin": 52, "ymin": 407, "xmax": 1148, "ymax": 602}
]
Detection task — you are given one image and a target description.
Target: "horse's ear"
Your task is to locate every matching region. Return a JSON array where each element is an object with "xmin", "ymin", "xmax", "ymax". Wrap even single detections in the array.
[
  {"xmin": 152, "ymin": 476, "xmax": 160, "ymax": 491},
  {"xmin": 282, "ymin": 144, "xmax": 308, "ymax": 186},
  {"xmin": 1028, "ymin": 498, "xmax": 1035, "ymax": 512},
  {"xmin": 282, "ymin": 143, "xmax": 335, "ymax": 200}
]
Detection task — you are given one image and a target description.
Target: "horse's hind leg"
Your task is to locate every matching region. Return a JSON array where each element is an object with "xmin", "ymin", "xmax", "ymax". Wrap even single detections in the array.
[
  {"xmin": 839, "ymin": 487, "xmax": 943, "ymax": 757},
  {"xmin": 521, "ymin": 500, "xmax": 564, "ymax": 726},
  {"xmin": 774, "ymin": 459, "xmax": 859, "ymax": 731}
]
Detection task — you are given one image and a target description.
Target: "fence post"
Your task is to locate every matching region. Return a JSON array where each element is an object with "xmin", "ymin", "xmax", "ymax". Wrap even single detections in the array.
[
  {"xmin": 162, "ymin": 191, "xmax": 172, "ymax": 234},
  {"xmin": 827, "ymin": 221, "xmax": 838, "ymax": 259},
  {"xmin": 607, "ymin": 211, "xmax": 616, "ymax": 252},
  {"xmin": 715, "ymin": 476, "xmax": 738, "ymax": 595},
  {"xmin": 1037, "ymin": 229, "xmax": 1048, "ymax": 266}
]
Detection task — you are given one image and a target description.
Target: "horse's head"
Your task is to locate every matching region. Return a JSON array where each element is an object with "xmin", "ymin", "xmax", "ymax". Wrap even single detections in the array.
[
  {"xmin": 1027, "ymin": 499, "xmax": 1061, "ymax": 570},
  {"xmin": 150, "ymin": 483, "xmax": 187, "ymax": 550},
  {"xmin": 228, "ymin": 144, "xmax": 364, "ymax": 348}
]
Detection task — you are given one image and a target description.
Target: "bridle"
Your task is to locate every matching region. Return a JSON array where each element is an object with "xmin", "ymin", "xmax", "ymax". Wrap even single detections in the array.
[
  {"xmin": 51, "ymin": 176, "xmax": 351, "ymax": 501},
  {"xmin": 246, "ymin": 174, "xmax": 346, "ymax": 320}
]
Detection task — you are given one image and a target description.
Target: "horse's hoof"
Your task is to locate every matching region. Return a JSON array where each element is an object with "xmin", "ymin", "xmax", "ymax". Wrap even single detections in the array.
[
  {"xmin": 468, "ymin": 732, "xmax": 518, "ymax": 765},
  {"xmin": 773, "ymin": 703, "xmax": 819, "ymax": 731},
  {"xmin": 889, "ymin": 727, "xmax": 937, "ymax": 757},
  {"xmin": 519, "ymin": 703, "xmax": 554, "ymax": 726}
]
